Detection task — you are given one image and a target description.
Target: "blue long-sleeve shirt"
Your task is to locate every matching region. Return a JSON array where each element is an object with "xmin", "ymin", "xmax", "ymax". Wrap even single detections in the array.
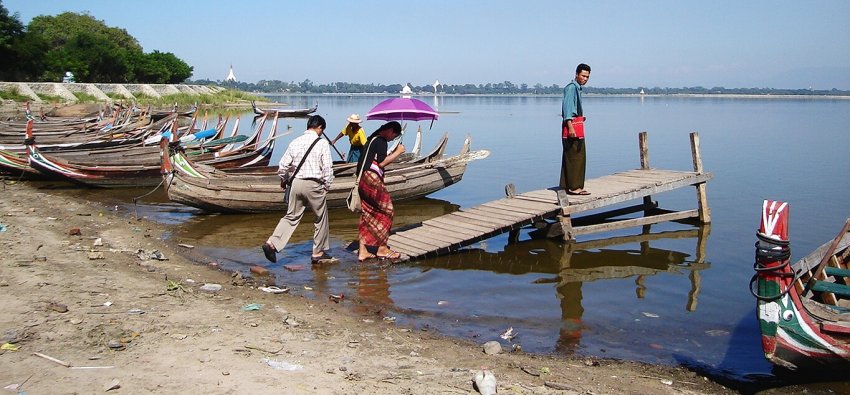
[{"xmin": 561, "ymin": 80, "xmax": 583, "ymax": 120}]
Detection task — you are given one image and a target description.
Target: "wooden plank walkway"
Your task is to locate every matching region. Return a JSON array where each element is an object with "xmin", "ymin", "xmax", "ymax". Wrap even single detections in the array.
[{"xmin": 388, "ymin": 168, "xmax": 713, "ymax": 260}]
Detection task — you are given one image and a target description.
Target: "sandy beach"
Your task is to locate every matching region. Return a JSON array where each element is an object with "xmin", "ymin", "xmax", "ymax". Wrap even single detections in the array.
[{"xmin": 0, "ymin": 180, "xmax": 753, "ymax": 394}]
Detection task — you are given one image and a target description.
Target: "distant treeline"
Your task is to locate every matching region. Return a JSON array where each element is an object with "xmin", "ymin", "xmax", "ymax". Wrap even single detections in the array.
[{"xmin": 192, "ymin": 79, "xmax": 850, "ymax": 96}]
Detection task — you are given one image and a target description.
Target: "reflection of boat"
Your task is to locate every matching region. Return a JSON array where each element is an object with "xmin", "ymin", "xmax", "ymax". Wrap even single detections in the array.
[
  {"xmin": 422, "ymin": 224, "xmax": 710, "ymax": 351},
  {"xmin": 752, "ymin": 200, "xmax": 850, "ymax": 371},
  {"xmin": 161, "ymin": 134, "xmax": 488, "ymax": 213},
  {"xmin": 251, "ymin": 101, "xmax": 317, "ymax": 117}
]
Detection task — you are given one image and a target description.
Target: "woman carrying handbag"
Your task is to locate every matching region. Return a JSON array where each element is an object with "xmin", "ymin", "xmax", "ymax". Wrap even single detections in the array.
[{"xmin": 355, "ymin": 121, "xmax": 407, "ymax": 262}]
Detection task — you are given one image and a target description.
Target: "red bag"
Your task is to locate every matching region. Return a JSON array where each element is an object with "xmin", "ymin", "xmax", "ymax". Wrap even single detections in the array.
[{"xmin": 562, "ymin": 116, "xmax": 586, "ymax": 139}]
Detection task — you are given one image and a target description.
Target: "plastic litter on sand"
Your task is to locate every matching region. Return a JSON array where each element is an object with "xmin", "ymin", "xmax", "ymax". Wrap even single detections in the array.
[{"xmin": 262, "ymin": 358, "xmax": 303, "ymax": 371}]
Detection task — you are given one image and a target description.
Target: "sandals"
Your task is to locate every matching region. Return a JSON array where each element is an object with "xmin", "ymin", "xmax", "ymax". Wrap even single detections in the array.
[
  {"xmin": 311, "ymin": 252, "xmax": 339, "ymax": 264},
  {"xmin": 567, "ymin": 189, "xmax": 590, "ymax": 196},
  {"xmin": 357, "ymin": 253, "xmax": 378, "ymax": 262},
  {"xmin": 377, "ymin": 251, "xmax": 403, "ymax": 260},
  {"xmin": 377, "ymin": 250, "xmax": 408, "ymax": 262}
]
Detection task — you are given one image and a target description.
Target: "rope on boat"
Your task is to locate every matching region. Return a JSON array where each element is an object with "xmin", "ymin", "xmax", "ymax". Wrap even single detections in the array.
[
  {"xmin": 131, "ymin": 177, "xmax": 166, "ymax": 219},
  {"xmin": 750, "ymin": 231, "xmax": 794, "ymax": 301}
]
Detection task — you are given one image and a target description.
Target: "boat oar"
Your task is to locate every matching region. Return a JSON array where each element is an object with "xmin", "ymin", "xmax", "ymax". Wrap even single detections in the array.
[
  {"xmin": 802, "ymin": 217, "xmax": 850, "ymax": 296},
  {"xmin": 321, "ymin": 131, "xmax": 346, "ymax": 161}
]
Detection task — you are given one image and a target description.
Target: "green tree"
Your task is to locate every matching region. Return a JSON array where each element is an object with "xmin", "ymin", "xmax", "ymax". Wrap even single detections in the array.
[
  {"xmin": 42, "ymin": 31, "xmax": 131, "ymax": 82},
  {"xmin": 0, "ymin": 1, "xmax": 46, "ymax": 81},
  {"xmin": 24, "ymin": 11, "xmax": 192, "ymax": 83},
  {"xmin": 28, "ymin": 12, "xmax": 141, "ymax": 52},
  {"xmin": 146, "ymin": 50, "xmax": 192, "ymax": 83}
]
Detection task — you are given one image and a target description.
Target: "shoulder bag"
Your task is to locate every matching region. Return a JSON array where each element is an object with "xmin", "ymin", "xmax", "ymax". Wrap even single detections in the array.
[
  {"xmin": 280, "ymin": 137, "xmax": 321, "ymax": 204},
  {"xmin": 346, "ymin": 138, "xmax": 377, "ymax": 213}
]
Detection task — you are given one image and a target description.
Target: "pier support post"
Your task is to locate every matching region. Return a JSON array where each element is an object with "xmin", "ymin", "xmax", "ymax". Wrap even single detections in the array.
[
  {"xmin": 638, "ymin": 132, "xmax": 654, "ymax": 215},
  {"xmin": 689, "ymin": 132, "xmax": 711, "ymax": 223},
  {"xmin": 556, "ymin": 189, "xmax": 574, "ymax": 241}
]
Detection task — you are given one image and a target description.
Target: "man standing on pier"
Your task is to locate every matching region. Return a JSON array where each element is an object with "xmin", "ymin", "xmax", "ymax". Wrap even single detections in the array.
[{"xmin": 561, "ymin": 63, "xmax": 591, "ymax": 195}]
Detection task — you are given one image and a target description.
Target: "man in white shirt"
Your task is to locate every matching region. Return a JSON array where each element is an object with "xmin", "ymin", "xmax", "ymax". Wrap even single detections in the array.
[{"xmin": 263, "ymin": 115, "xmax": 338, "ymax": 264}]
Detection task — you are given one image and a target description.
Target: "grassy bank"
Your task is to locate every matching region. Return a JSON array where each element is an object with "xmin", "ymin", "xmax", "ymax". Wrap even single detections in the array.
[{"xmin": 0, "ymin": 87, "xmax": 262, "ymax": 107}]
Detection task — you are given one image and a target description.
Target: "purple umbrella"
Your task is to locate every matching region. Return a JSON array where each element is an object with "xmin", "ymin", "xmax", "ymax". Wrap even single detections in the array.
[{"xmin": 365, "ymin": 98, "xmax": 439, "ymax": 122}]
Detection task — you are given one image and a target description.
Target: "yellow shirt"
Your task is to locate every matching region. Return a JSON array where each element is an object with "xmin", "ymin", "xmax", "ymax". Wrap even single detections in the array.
[{"xmin": 341, "ymin": 125, "xmax": 366, "ymax": 147}]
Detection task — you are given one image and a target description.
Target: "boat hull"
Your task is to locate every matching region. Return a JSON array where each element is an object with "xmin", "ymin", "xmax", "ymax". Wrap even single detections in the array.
[
  {"xmin": 166, "ymin": 161, "xmax": 469, "ymax": 213},
  {"xmin": 754, "ymin": 200, "xmax": 850, "ymax": 371}
]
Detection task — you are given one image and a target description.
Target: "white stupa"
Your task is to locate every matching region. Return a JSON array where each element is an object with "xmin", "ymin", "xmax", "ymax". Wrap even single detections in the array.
[
  {"xmin": 225, "ymin": 65, "xmax": 237, "ymax": 82},
  {"xmin": 432, "ymin": 80, "xmax": 440, "ymax": 94}
]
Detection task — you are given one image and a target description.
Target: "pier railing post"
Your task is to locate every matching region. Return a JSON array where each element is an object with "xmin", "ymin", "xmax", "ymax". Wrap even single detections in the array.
[
  {"xmin": 689, "ymin": 132, "xmax": 711, "ymax": 223},
  {"xmin": 638, "ymin": 132, "xmax": 654, "ymax": 215},
  {"xmin": 639, "ymin": 132, "xmax": 650, "ymax": 170}
]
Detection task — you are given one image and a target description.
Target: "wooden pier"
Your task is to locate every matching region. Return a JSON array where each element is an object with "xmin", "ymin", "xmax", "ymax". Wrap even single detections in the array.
[{"xmin": 388, "ymin": 132, "xmax": 713, "ymax": 261}]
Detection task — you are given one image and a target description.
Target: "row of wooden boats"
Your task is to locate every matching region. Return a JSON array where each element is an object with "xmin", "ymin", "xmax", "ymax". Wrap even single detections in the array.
[
  {"xmin": 1, "ymin": 110, "xmax": 490, "ymax": 213},
  {"xmin": 0, "ymin": 109, "xmax": 280, "ymax": 186}
]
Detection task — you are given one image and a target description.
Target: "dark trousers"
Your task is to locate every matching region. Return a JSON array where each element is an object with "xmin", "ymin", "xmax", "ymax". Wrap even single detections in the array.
[{"xmin": 559, "ymin": 138, "xmax": 586, "ymax": 190}]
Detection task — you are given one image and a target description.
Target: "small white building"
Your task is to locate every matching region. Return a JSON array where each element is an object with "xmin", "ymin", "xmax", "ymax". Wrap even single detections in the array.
[{"xmin": 400, "ymin": 84, "xmax": 413, "ymax": 95}]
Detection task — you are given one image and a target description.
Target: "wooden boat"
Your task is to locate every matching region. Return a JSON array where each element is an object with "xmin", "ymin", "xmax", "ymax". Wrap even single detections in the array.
[
  {"xmin": 0, "ymin": 149, "xmax": 57, "ymax": 180},
  {"xmin": 752, "ymin": 200, "xmax": 850, "ymax": 370},
  {"xmin": 251, "ymin": 101, "xmax": 317, "ymax": 117},
  {"xmin": 149, "ymin": 104, "xmax": 197, "ymax": 121},
  {"xmin": 161, "ymin": 133, "xmax": 486, "ymax": 213},
  {"xmin": 0, "ymin": 106, "xmax": 153, "ymax": 145}
]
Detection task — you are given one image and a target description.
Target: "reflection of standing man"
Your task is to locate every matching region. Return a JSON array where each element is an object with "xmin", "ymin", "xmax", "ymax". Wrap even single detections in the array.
[{"xmin": 561, "ymin": 63, "xmax": 591, "ymax": 195}]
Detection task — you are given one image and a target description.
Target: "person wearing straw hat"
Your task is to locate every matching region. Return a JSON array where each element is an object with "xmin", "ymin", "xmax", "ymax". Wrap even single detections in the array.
[{"xmin": 331, "ymin": 113, "xmax": 367, "ymax": 163}]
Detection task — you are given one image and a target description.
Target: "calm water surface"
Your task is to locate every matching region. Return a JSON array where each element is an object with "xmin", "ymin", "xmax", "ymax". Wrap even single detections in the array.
[{"xmin": 51, "ymin": 94, "xmax": 850, "ymax": 388}]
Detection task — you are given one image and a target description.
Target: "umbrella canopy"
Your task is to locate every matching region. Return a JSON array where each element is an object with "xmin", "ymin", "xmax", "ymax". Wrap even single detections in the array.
[{"xmin": 365, "ymin": 98, "xmax": 439, "ymax": 122}]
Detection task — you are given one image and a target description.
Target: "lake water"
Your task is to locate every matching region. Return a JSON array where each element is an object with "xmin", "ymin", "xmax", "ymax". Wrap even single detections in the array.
[{"xmin": 53, "ymin": 94, "xmax": 850, "ymax": 388}]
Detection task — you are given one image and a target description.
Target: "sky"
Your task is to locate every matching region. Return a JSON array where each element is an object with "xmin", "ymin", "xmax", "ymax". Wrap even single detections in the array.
[{"xmin": 5, "ymin": 0, "xmax": 850, "ymax": 90}]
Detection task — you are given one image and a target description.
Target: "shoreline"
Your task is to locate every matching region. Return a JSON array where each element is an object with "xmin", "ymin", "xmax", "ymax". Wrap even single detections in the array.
[
  {"xmin": 253, "ymin": 92, "xmax": 850, "ymax": 100},
  {"xmin": 0, "ymin": 180, "xmax": 750, "ymax": 394}
]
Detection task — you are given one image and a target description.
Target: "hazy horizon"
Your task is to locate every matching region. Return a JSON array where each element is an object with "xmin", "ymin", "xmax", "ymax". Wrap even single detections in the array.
[{"xmin": 5, "ymin": 0, "xmax": 850, "ymax": 90}]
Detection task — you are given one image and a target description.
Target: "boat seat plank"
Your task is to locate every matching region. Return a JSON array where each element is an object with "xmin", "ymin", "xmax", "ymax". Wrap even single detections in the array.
[
  {"xmin": 811, "ymin": 280, "xmax": 850, "ymax": 298},
  {"xmin": 825, "ymin": 266, "xmax": 850, "ymax": 279}
]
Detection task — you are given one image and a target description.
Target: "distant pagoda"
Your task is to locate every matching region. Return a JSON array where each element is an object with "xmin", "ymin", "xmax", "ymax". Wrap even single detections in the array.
[{"xmin": 225, "ymin": 65, "xmax": 237, "ymax": 82}]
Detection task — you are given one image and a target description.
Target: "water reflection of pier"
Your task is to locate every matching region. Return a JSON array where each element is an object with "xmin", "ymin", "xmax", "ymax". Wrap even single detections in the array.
[{"xmin": 420, "ymin": 224, "xmax": 710, "ymax": 351}]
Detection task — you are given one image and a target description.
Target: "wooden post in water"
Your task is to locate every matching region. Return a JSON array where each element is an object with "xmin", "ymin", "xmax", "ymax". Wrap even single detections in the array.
[
  {"xmin": 639, "ymin": 132, "xmax": 654, "ymax": 216},
  {"xmin": 689, "ymin": 132, "xmax": 711, "ymax": 223}
]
